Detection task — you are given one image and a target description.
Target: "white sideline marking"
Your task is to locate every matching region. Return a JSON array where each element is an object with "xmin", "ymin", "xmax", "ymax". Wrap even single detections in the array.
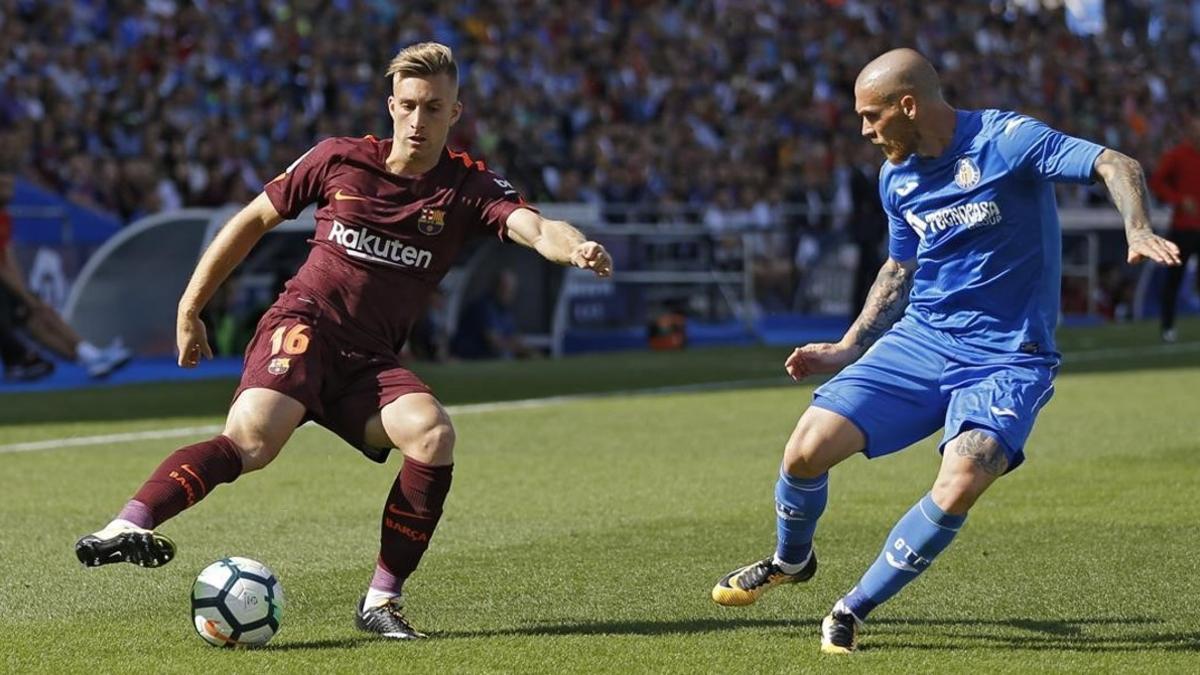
[
  {"xmin": 1, "ymin": 341, "xmax": 1196, "ymax": 455},
  {"xmin": 0, "ymin": 378, "xmax": 779, "ymax": 455},
  {"xmin": 0, "ymin": 425, "xmax": 225, "ymax": 454}
]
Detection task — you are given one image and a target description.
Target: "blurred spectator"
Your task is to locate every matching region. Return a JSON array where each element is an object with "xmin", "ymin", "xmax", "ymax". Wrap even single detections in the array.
[
  {"xmin": 647, "ymin": 301, "xmax": 687, "ymax": 351},
  {"xmin": 405, "ymin": 287, "xmax": 451, "ymax": 363},
  {"xmin": 0, "ymin": 0, "xmax": 1194, "ymax": 223},
  {"xmin": 0, "ymin": 320, "xmax": 53, "ymax": 381},
  {"xmin": 202, "ymin": 266, "xmax": 292, "ymax": 356},
  {"xmin": 0, "ymin": 162, "xmax": 131, "ymax": 377},
  {"xmin": 744, "ymin": 186, "xmax": 793, "ymax": 312},
  {"xmin": 842, "ymin": 143, "xmax": 888, "ymax": 314},
  {"xmin": 1149, "ymin": 111, "xmax": 1200, "ymax": 342},
  {"xmin": 2, "ymin": 1, "xmax": 1197, "ymax": 323},
  {"xmin": 201, "ymin": 279, "xmax": 253, "ymax": 357},
  {"xmin": 451, "ymin": 269, "xmax": 535, "ymax": 360},
  {"xmin": 1100, "ymin": 261, "xmax": 1136, "ymax": 321}
]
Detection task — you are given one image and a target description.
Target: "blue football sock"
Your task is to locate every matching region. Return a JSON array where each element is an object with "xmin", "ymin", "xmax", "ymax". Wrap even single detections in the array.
[
  {"xmin": 774, "ymin": 471, "xmax": 828, "ymax": 566},
  {"xmin": 842, "ymin": 492, "xmax": 966, "ymax": 620}
]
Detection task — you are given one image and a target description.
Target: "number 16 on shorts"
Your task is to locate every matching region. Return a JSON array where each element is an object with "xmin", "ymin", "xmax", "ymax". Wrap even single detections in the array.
[{"xmin": 267, "ymin": 324, "xmax": 310, "ymax": 375}]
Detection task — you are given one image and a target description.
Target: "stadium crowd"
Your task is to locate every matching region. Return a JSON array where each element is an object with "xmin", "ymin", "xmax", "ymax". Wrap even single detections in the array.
[
  {"xmin": 0, "ymin": 1, "xmax": 1197, "ymax": 320},
  {"xmin": 1, "ymin": 0, "xmax": 1197, "ymax": 225}
]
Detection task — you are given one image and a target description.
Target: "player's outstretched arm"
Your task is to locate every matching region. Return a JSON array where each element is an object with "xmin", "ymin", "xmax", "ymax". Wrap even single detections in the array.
[
  {"xmin": 784, "ymin": 257, "xmax": 916, "ymax": 382},
  {"xmin": 1092, "ymin": 149, "xmax": 1182, "ymax": 266},
  {"xmin": 176, "ymin": 192, "xmax": 284, "ymax": 367},
  {"xmin": 504, "ymin": 208, "xmax": 612, "ymax": 277}
]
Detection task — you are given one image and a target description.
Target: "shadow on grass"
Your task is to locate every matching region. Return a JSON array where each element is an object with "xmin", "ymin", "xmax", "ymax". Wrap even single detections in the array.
[
  {"xmin": 266, "ymin": 635, "xmax": 378, "ymax": 651},
  {"xmin": 427, "ymin": 616, "xmax": 1200, "ymax": 653},
  {"xmin": 858, "ymin": 616, "xmax": 1200, "ymax": 653},
  {"xmin": 439, "ymin": 617, "xmax": 796, "ymax": 639},
  {"xmin": 265, "ymin": 619, "xmax": 795, "ymax": 650}
]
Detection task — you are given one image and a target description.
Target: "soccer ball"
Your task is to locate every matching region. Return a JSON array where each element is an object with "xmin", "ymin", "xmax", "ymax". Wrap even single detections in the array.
[{"xmin": 191, "ymin": 557, "xmax": 285, "ymax": 648}]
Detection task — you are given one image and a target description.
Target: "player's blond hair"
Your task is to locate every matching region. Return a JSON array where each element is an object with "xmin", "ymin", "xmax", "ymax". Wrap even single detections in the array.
[{"xmin": 386, "ymin": 42, "xmax": 458, "ymax": 86}]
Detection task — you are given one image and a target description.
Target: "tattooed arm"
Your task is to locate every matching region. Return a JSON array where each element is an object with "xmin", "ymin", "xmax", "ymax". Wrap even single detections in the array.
[
  {"xmin": 1092, "ymin": 149, "xmax": 1181, "ymax": 266},
  {"xmin": 843, "ymin": 257, "xmax": 917, "ymax": 352},
  {"xmin": 784, "ymin": 257, "xmax": 916, "ymax": 381}
]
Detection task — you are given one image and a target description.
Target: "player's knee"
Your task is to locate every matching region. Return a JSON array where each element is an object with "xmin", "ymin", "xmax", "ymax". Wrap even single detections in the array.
[
  {"xmin": 782, "ymin": 424, "xmax": 836, "ymax": 479},
  {"xmin": 407, "ymin": 420, "xmax": 455, "ymax": 465},
  {"xmin": 222, "ymin": 429, "xmax": 283, "ymax": 473},
  {"xmin": 931, "ymin": 473, "xmax": 985, "ymax": 515},
  {"xmin": 424, "ymin": 419, "xmax": 456, "ymax": 453},
  {"xmin": 390, "ymin": 405, "xmax": 455, "ymax": 465},
  {"xmin": 781, "ymin": 407, "xmax": 864, "ymax": 479}
]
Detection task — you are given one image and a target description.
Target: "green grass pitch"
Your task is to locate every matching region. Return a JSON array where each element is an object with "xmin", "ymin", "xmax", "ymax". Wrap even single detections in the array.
[{"xmin": 2, "ymin": 319, "xmax": 1198, "ymax": 673}]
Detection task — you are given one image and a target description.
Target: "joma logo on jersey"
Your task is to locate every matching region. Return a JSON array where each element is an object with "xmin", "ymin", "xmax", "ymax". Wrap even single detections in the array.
[
  {"xmin": 417, "ymin": 208, "xmax": 445, "ymax": 236},
  {"xmin": 328, "ymin": 220, "xmax": 433, "ymax": 269},
  {"xmin": 905, "ymin": 201, "xmax": 1002, "ymax": 239}
]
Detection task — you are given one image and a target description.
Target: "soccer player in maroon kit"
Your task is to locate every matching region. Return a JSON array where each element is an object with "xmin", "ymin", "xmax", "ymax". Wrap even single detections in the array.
[{"xmin": 74, "ymin": 42, "xmax": 612, "ymax": 640}]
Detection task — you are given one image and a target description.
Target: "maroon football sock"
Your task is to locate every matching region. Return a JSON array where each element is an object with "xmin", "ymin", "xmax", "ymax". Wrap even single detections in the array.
[
  {"xmin": 371, "ymin": 456, "xmax": 453, "ymax": 593},
  {"xmin": 124, "ymin": 435, "xmax": 244, "ymax": 528}
]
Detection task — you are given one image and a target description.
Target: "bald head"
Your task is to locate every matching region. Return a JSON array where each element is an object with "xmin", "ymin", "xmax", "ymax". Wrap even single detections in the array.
[
  {"xmin": 855, "ymin": 48, "xmax": 942, "ymax": 103},
  {"xmin": 853, "ymin": 49, "xmax": 957, "ymax": 164}
]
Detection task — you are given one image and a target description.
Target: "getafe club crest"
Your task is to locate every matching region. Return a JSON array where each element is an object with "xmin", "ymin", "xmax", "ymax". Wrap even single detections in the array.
[
  {"xmin": 954, "ymin": 157, "xmax": 981, "ymax": 189},
  {"xmin": 267, "ymin": 357, "xmax": 291, "ymax": 375},
  {"xmin": 417, "ymin": 207, "xmax": 446, "ymax": 236}
]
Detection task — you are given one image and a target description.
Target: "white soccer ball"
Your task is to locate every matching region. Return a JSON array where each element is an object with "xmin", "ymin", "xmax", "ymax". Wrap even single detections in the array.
[{"xmin": 191, "ymin": 557, "xmax": 285, "ymax": 648}]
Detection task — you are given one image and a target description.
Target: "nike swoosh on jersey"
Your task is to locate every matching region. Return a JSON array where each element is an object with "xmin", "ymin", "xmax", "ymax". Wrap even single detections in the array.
[
  {"xmin": 895, "ymin": 181, "xmax": 919, "ymax": 196},
  {"xmin": 334, "ymin": 189, "xmax": 368, "ymax": 201},
  {"xmin": 990, "ymin": 406, "xmax": 1019, "ymax": 419}
]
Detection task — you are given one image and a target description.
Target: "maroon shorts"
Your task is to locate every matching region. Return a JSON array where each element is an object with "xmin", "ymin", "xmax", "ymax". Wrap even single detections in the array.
[{"xmin": 233, "ymin": 302, "xmax": 431, "ymax": 452}]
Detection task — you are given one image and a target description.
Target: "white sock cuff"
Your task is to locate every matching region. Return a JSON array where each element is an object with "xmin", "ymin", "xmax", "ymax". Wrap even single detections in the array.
[
  {"xmin": 833, "ymin": 599, "xmax": 865, "ymax": 626},
  {"xmin": 77, "ymin": 342, "xmax": 102, "ymax": 362},
  {"xmin": 363, "ymin": 588, "xmax": 403, "ymax": 608},
  {"xmin": 772, "ymin": 549, "xmax": 813, "ymax": 574},
  {"xmin": 97, "ymin": 518, "xmax": 143, "ymax": 536}
]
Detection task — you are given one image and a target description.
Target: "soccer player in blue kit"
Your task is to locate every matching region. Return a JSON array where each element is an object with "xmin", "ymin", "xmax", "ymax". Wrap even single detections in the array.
[{"xmin": 711, "ymin": 49, "xmax": 1181, "ymax": 654}]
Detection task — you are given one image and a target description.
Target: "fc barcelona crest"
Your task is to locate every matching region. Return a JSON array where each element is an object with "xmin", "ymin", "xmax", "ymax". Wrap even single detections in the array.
[
  {"xmin": 417, "ymin": 207, "xmax": 446, "ymax": 236},
  {"xmin": 954, "ymin": 157, "xmax": 981, "ymax": 189},
  {"xmin": 267, "ymin": 357, "xmax": 291, "ymax": 375}
]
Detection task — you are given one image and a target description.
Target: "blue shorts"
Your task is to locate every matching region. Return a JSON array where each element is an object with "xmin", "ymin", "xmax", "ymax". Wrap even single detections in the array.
[{"xmin": 811, "ymin": 327, "xmax": 1057, "ymax": 472}]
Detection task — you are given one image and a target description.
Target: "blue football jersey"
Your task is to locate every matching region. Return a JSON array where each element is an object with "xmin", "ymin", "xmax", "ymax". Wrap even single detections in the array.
[{"xmin": 880, "ymin": 109, "xmax": 1105, "ymax": 358}]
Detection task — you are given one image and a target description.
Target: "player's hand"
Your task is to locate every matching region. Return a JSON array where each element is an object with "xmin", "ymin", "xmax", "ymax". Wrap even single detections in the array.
[
  {"xmin": 784, "ymin": 342, "xmax": 860, "ymax": 382},
  {"xmin": 570, "ymin": 241, "xmax": 613, "ymax": 278},
  {"xmin": 1126, "ymin": 231, "xmax": 1181, "ymax": 266},
  {"xmin": 176, "ymin": 313, "xmax": 213, "ymax": 368}
]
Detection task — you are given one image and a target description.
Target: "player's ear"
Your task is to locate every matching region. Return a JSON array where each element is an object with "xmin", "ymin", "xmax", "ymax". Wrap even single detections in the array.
[
  {"xmin": 899, "ymin": 94, "xmax": 918, "ymax": 120},
  {"xmin": 386, "ymin": 95, "xmax": 397, "ymax": 119},
  {"xmin": 450, "ymin": 100, "xmax": 463, "ymax": 125}
]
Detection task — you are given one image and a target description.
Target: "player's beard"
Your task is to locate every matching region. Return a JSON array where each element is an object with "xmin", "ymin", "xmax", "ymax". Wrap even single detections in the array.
[{"xmin": 880, "ymin": 118, "xmax": 919, "ymax": 164}]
